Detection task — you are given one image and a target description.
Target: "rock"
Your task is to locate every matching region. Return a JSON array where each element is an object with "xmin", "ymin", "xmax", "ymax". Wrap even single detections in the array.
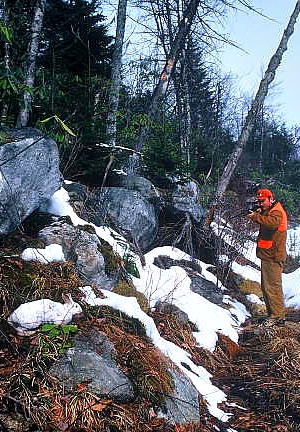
[
  {"xmin": 153, "ymin": 255, "xmax": 202, "ymax": 274},
  {"xmin": 154, "ymin": 301, "xmax": 190, "ymax": 325},
  {"xmin": 0, "ymin": 128, "xmax": 61, "ymax": 235},
  {"xmin": 153, "ymin": 254, "xmax": 222, "ymax": 305},
  {"xmin": 50, "ymin": 330, "xmax": 135, "ymax": 403},
  {"xmin": 63, "ymin": 181, "xmax": 88, "ymax": 202},
  {"xmin": 163, "ymin": 368, "xmax": 200, "ymax": 424},
  {"xmin": 189, "ymin": 273, "xmax": 223, "ymax": 306},
  {"xmin": 108, "ymin": 173, "xmax": 159, "ymax": 201},
  {"xmin": 171, "ymin": 180, "xmax": 205, "ymax": 223},
  {"xmin": 38, "ymin": 221, "xmax": 114, "ymax": 288},
  {"xmin": 84, "ymin": 187, "xmax": 158, "ymax": 250}
]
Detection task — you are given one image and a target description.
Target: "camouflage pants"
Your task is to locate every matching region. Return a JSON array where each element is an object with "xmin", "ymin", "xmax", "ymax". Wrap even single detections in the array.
[{"xmin": 261, "ymin": 260, "xmax": 285, "ymax": 319}]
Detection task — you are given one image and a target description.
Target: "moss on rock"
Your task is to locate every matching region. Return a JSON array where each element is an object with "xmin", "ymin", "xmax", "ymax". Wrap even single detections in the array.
[{"xmin": 113, "ymin": 280, "xmax": 148, "ymax": 313}]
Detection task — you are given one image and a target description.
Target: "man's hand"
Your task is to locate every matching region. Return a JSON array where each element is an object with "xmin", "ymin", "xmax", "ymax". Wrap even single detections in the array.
[{"xmin": 247, "ymin": 207, "xmax": 261, "ymax": 219}]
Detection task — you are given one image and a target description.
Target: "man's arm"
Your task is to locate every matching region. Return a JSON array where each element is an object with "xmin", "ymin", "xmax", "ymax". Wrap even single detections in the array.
[{"xmin": 248, "ymin": 210, "xmax": 282, "ymax": 229}]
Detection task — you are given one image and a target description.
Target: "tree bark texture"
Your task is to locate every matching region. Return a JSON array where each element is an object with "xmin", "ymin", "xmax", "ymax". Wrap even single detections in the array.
[
  {"xmin": 175, "ymin": 49, "xmax": 192, "ymax": 171},
  {"xmin": 17, "ymin": 0, "xmax": 46, "ymax": 128},
  {"xmin": 106, "ymin": 0, "xmax": 128, "ymax": 147},
  {"xmin": 205, "ymin": 0, "xmax": 300, "ymax": 227},
  {"xmin": 1, "ymin": 1, "xmax": 11, "ymax": 123}
]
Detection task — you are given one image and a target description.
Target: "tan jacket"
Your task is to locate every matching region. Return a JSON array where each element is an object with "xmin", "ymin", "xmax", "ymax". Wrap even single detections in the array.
[{"xmin": 249, "ymin": 201, "xmax": 287, "ymax": 262}]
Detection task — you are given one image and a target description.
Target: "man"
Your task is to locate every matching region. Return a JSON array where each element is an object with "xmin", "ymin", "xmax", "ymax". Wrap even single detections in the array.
[{"xmin": 247, "ymin": 188, "xmax": 287, "ymax": 326}]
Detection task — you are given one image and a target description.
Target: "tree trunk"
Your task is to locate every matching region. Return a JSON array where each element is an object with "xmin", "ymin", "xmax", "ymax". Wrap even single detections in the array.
[
  {"xmin": 259, "ymin": 106, "xmax": 264, "ymax": 175},
  {"xmin": 1, "ymin": 0, "xmax": 11, "ymax": 124},
  {"xmin": 106, "ymin": 0, "xmax": 128, "ymax": 147},
  {"xmin": 205, "ymin": 0, "xmax": 300, "ymax": 227},
  {"xmin": 135, "ymin": 0, "xmax": 201, "ymax": 153},
  {"xmin": 176, "ymin": 50, "xmax": 192, "ymax": 172},
  {"xmin": 16, "ymin": 0, "xmax": 46, "ymax": 128},
  {"xmin": 123, "ymin": 0, "xmax": 200, "ymax": 175}
]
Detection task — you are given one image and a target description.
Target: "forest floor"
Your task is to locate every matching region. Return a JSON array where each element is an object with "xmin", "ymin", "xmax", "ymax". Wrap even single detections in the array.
[
  {"xmin": 1, "ymin": 228, "xmax": 300, "ymax": 431},
  {"xmin": 215, "ymin": 312, "xmax": 300, "ymax": 432}
]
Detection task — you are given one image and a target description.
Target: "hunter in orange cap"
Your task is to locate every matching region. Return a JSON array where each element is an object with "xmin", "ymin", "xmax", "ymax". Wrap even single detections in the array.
[
  {"xmin": 256, "ymin": 188, "xmax": 273, "ymax": 201},
  {"xmin": 247, "ymin": 188, "xmax": 287, "ymax": 326}
]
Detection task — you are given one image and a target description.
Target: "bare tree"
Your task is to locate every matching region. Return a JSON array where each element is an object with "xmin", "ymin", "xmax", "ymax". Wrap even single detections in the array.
[
  {"xmin": 174, "ymin": 48, "xmax": 192, "ymax": 171},
  {"xmin": 134, "ymin": 0, "xmax": 201, "ymax": 154},
  {"xmin": 106, "ymin": 0, "xmax": 128, "ymax": 147},
  {"xmin": 205, "ymin": 0, "xmax": 300, "ymax": 227},
  {"xmin": 123, "ymin": 0, "xmax": 204, "ymax": 174},
  {"xmin": 16, "ymin": 0, "xmax": 47, "ymax": 128},
  {"xmin": 125, "ymin": 0, "xmax": 255, "ymax": 175},
  {"xmin": 0, "ymin": 0, "xmax": 11, "ymax": 123}
]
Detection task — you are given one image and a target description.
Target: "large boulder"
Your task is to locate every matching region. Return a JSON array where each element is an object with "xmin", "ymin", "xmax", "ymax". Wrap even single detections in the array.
[
  {"xmin": 84, "ymin": 187, "xmax": 158, "ymax": 250},
  {"xmin": 50, "ymin": 330, "xmax": 135, "ymax": 403},
  {"xmin": 0, "ymin": 128, "xmax": 61, "ymax": 235},
  {"xmin": 108, "ymin": 173, "xmax": 159, "ymax": 201},
  {"xmin": 163, "ymin": 369, "xmax": 200, "ymax": 424},
  {"xmin": 63, "ymin": 181, "xmax": 88, "ymax": 202}
]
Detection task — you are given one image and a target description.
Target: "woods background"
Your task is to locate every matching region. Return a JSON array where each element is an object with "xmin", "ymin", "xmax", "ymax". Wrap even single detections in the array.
[{"xmin": 1, "ymin": 0, "xmax": 300, "ymax": 216}]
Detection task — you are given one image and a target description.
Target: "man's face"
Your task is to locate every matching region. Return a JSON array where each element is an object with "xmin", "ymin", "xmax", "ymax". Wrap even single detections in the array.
[{"xmin": 258, "ymin": 197, "xmax": 272, "ymax": 210}]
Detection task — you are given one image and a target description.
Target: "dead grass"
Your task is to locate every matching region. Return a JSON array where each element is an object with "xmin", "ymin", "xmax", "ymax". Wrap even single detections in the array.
[
  {"xmin": 0, "ymin": 241, "xmax": 213, "ymax": 431},
  {"xmin": 89, "ymin": 315, "xmax": 174, "ymax": 407},
  {"xmin": 239, "ymin": 279, "xmax": 262, "ymax": 297},
  {"xmin": 219, "ymin": 321, "xmax": 300, "ymax": 431},
  {"xmin": 0, "ymin": 257, "xmax": 83, "ymax": 318},
  {"xmin": 151, "ymin": 310, "xmax": 243, "ymax": 378},
  {"xmin": 1, "ymin": 311, "xmax": 216, "ymax": 432}
]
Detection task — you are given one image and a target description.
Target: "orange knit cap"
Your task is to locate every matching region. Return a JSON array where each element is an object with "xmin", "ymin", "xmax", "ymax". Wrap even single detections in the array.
[{"xmin": 256, "ymin": 188, "xmax": 273, "ymax": 201}]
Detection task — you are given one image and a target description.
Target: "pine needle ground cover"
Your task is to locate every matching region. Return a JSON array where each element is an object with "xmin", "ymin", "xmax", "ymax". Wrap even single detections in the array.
[
  {"xmin": 216, "ymin": 319, "xmax": 300, "ymax": 431},
  {"xmin": 0, "ymin": 239, "xmax": 215, "ymax": 432}
]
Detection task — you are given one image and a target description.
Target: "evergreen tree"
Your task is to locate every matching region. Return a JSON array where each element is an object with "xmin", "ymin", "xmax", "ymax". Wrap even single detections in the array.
[
  {"xmin": 173, "ymin": 41, "xmax": 234, "ymax": 181},
  {"xmin": 242, "ymin": 118, "xmax": 296, "ymax": 177},
  {"xmin": 34, "ymin": 0, "xmax": 113, "ymax": 179},
  {"xmin": 40, "ymin": 0, "xmax": 112, "ymax": 76}
]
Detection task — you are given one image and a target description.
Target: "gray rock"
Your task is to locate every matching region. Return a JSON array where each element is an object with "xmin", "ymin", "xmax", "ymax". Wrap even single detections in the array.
[
  {"xmin": 0, "ymin": 128, "xmax": 61, "ymax": 235},
  {"xmin": 39, "ymin": 221, "xmax": 114, "ymax": 288},
  {"xmin": 63, "ymin": 182, "xmax": 88, "ymax": 202},
  {"xmin": 84, "ymin": 187, "xmax": 158, "ymax": 250},
  {"xmin": 154, "ymin": 301, "xmax": 190, "ymax": 326},
  {"xmin": 153, "ymin": 255, "xmax": 202, "ymax": 274},
  {"xmin": 172, "ymin": 180, "xmax": 205, "ymax": 223},
  {"xmin": 50, "ymin": 330, "xmax": 135, "ymax": 403},
  {"xmin": 152, "ymin": 254, "xmax": 222, "ymax": 305},
  {"xmin": 109, "ymin": 174, "xmax": 159, "ymax": 201},
  {"xmin": 163, "ymin": 368, "xmax": 200, "ymax": 424},
  {"xmin": 189, "ymin": 274, "xmax": 223, "ymax": 305}
]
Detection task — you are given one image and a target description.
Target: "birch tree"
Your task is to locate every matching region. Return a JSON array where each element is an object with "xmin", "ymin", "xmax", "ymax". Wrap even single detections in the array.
[
  {"xmin": 134, "ymin": 0, "xmax": 201, "ymax": 154},
  {"xmin": 17, "ymin": 0, "xmax": 46, "ymax": 128},
  {"xmin": 205, "ymin": 0, "xmax": 300, "ymax": 227},
  {"xmin": 127, "ymin": 0, "xmax": 252, "ymax": 173},
  {"xmin": 0, "ymin": 0, "xmax": 12, "ymax": 123},
  {"xmin": 175, "ymin": 49, "xmax": 192, "ymax": 171},
  {"xmin": 106, "ymin": 0, "xmax": 128, "ymax": 147}
]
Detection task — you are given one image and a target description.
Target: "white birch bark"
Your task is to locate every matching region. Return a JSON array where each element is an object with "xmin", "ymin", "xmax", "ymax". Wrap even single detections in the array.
[
  {"xmin": 17, "ymin": 0, "xmax": 46, "ymax": 128},
  {"xmin": 106, "ymin": 0, "xmax": 128, "ymax": 148},
  {"xmin": 176, "ymin": 51, "xmax": 191, "ymax": 171}
]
